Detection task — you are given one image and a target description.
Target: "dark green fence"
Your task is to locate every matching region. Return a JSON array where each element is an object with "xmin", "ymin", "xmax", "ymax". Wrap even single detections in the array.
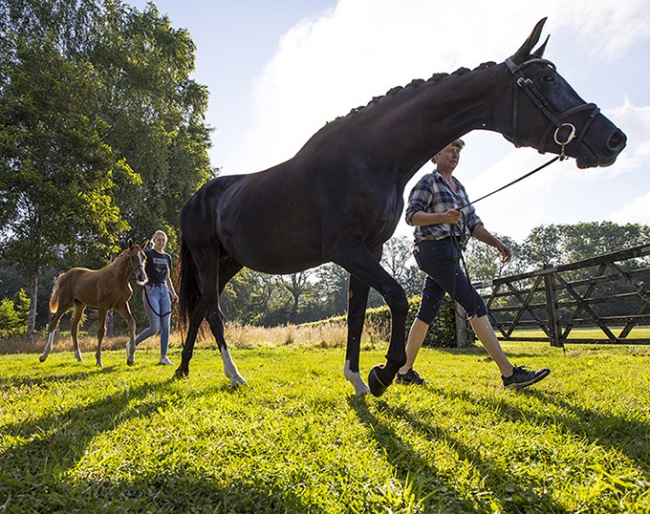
[{"xmin": 471, "ymin": 244, "xmax": 650, "ymax": 346}]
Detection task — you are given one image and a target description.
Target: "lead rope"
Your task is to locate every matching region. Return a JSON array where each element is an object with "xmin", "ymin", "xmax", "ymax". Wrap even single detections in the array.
[
  {"xmin": 450, "ymin": 133, "xmax": 573, "ymax": 323},
  {"xmin": 458, "ymin": 120, "xmax": 574, "ymax": 211}
]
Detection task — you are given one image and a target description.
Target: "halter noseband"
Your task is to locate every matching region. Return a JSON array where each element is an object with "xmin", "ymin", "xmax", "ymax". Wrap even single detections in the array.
[{"xmin": 505, "ymin": 57, "xmax": 600, "ymax": 159}]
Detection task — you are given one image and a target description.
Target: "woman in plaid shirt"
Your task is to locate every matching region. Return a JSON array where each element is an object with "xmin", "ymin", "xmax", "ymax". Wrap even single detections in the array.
[{"xmin": 397, "ymin": 139, "xmax": 550, "ymax": 389}]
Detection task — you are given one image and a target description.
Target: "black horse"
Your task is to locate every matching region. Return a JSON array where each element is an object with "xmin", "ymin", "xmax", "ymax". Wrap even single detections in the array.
[{"xmin": 175, "ymin": 18, "xmax": 626, "ymax": 396}]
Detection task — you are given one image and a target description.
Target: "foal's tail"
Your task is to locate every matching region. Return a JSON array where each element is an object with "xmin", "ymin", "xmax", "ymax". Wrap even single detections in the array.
[
  {"xmin": 49, "ymin": 274, "xmax": 64, "ymax": 313},
  {"xmin": 176, "ymin": 235, "xmax": 202, "ymax": 336}
]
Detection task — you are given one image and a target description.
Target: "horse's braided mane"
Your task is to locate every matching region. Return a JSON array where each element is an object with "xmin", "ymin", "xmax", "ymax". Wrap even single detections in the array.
[{"xmin": 335, "ymin": 61, "xmax": 497, "ymax": 121}]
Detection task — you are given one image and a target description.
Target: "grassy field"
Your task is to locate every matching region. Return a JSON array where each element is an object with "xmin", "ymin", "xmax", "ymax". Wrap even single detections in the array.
[{"xmin": 1, "ymin": 336, "xmax": 649, "ymax": 513}]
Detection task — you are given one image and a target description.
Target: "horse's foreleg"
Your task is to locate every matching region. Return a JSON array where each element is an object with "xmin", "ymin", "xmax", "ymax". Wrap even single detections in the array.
[
  {"xmin": 95, "ymin": 307, "xmax": 109, "ymax": 367},
  {"xmin": 344, "ymin": 275, "xmax": 371, "ymax": 396},
  {"xmin": 40, "ymin": 312, "xmax": 64, "ymax": 363},
  {"xmin": 336, "ymin": 242, "xmax": 408, "ymax": 397},
  {"xmin": 367, "ymin": 277, "xmax": 409, "ymax": 396},
  {"xmin": 115, "ymin": 303, "xmax": 136, "ymax": 366},
  {"xmin": 70, "ymin": 304, "xmax": 85, "ymax": 363}
]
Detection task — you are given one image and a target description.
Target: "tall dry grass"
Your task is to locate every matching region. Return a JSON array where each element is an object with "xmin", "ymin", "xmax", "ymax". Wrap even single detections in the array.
[{"xmin": 0, "ymin": 321, "xmax": 385, "ymax": 355}]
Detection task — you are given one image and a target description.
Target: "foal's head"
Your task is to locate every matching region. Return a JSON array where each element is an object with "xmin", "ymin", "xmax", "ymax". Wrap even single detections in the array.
[{"xmin": 127, "ymin": 239, "xmax": 148, "ymax": 285}]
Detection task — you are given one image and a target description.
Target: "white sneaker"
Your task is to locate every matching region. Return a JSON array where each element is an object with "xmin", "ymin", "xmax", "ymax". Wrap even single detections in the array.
[
  {"xmin": 126, "ymin": 342, "xmax": 136, "ymax": 365},
  {"xmin": 159, "ymin": 356, "xmax": 174, "ymax": 366}
]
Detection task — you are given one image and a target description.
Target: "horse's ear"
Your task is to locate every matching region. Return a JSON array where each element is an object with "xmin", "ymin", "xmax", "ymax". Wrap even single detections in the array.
[
  {"xmin": 512, "ymin": 17, "xmax": 547, "ymax": 63},
  {"xmin": 142, "ymin": 239, "xmax": 150, "ymax": 250},
  {"xmin": 533, "ymin": 35, "xmax": 550, "ymax": 59},
  {"xmin": 128, "ymin": 238, "xmax": 133, "ymax": 249}
]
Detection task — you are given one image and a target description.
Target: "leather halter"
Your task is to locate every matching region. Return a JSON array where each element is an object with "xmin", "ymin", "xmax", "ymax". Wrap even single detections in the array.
[{"xmin": 505, "ymin": 57, "xmax": 600, "ymax": 158}]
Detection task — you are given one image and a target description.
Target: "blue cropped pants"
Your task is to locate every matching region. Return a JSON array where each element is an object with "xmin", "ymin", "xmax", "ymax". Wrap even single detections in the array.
[{"xmin": 413, "ymin": 238, "xmax": 487, "ymax": 325}]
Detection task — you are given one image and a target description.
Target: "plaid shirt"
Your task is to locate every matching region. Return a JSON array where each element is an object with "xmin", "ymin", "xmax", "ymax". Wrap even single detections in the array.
[{"xmin": 405, "ymin": 170, "xmax": 482, "ymax": 243}]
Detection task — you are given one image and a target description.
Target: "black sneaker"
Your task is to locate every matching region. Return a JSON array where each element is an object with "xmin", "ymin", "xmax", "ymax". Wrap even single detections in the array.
[
  {"xmin": 396, "ymin": 368, "xmax": 425, "ymax": 385},
  {"xmin": 502, "ymin": 365, "xmax": 550, "ymax": 389}
]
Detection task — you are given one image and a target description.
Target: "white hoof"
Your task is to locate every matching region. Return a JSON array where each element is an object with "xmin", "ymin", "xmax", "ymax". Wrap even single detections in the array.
[
  {"xmin": 74, "ymin": 349, "xmax": 84, "ymax": 362},
  {"xmin": 126, "ymin": 342, "xmax": 135, "ymax": 366},
  {"xmin": 228, "ymin": 374, "xmax": 248, "ymax": 388},
  {"xmin": 344, "ymin": 361, "xmax": 370, "ymax": 396}
]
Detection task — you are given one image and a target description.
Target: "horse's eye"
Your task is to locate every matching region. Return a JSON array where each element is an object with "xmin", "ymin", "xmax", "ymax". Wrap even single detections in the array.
[{"xmin": 543, "ymin": 74, "xmax": 555, "ymax": 84}]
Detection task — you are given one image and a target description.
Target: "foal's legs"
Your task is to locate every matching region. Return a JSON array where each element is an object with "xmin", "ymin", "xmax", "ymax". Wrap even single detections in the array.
[
  {"xmin": 40, "ymin": 308, "xmax": 67, "ymax": 362},
  {"xmin": 70, "ymin": 303, "xmax": 86, "ymax": 363},
  {"xmin": 114, "ymin": 303, "xmax": 136, "ymax": 366},
  {"xmin": 95, "ymin": 306, "xmax": 110, "ymax": 367}
]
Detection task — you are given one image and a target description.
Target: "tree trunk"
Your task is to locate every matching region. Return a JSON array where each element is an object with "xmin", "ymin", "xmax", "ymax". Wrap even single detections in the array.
[{"xmin": 27, "ymin": 265, "xmax": 39, "ymax": 344}]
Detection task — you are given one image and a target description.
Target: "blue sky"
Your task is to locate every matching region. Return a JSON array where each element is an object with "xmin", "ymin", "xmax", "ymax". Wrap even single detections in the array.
[{"xmin": 127, "ymin": 0, "xmax": 650, "ymax": 242}]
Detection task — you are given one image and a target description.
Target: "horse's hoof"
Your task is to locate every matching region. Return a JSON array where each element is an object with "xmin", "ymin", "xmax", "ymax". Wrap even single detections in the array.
[
  {"xmin": 229, "ymin": 375, "xmax": 247, "ymax": 389},
  {"xmin": 175, "ymin": 366, "xmax": 188, "ymax": 378},
  {"xmin": 368, "ymin": 364, "xmax": 393, "ymax": 397},
  {"xmin": 39, "ymin": 355, "xmax": 47, "ymax": 363}
]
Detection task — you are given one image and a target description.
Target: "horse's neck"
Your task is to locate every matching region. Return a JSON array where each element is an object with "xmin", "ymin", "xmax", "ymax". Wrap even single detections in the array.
[
  {"xmin": 114, "ymin": 254, "xmax": 132, "ymax": 281},
  {"xmin": 363, "ymin": 64, "xmax": 505, "ymax": 186}
]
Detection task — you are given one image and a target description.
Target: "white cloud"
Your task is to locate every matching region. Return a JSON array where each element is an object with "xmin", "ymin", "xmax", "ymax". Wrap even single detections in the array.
[{"xmin": 607, "ymin": 190, "xmax": 650, "ymax": 226}]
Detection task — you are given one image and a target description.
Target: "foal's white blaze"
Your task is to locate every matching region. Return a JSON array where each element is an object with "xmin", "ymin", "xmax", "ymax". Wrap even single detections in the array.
[
  {"xmin": 134, "ymin": 251, "xmax": 147, "ymax": 286},
  {"xmin": 344, "ymin": 360, "xmax": 370, "ymax": 396},
  {"xmin": 220, "ymin": 347, "xmax": 246, "ymax": 387}
]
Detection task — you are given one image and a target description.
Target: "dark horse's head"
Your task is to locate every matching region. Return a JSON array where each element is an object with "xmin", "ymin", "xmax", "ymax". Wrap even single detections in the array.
[
  {"xmin": 127, "ymin": 239, "xmax": 148, "ymax": 286},
  {"xmin": 496, "ymin": 18, "xmax": 626, "ymax": 168}
]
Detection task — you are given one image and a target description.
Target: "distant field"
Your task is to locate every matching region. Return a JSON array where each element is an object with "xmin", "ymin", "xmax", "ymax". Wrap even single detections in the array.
[
  {"xmin": 1, "ymin": 340, "xmax": 649, "ymax": 513},
  {"xmin": 507, "ymin": 326, "xmax": 650, "ymax": 342}
]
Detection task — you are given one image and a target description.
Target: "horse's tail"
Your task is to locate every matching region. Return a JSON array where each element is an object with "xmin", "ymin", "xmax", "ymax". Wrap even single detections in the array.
[
  {"xmin": 176, "ymin": 234, "xmax": 202, "ymax": 337},
  {"xmin": 49, "ymin": 274, "xmax": 64, "ymax": 313}
]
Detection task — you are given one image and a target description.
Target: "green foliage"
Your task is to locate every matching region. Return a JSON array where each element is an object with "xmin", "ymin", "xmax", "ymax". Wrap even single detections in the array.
[
  {"xmin": 367, "ymin": 295, "xmax": 461, "ymax": 348},
  {"xmin": 0, "ymin": 0, "xmax": 213, "ymax": 332},
  {"xmin": 0, "ymin": 289, "xmax": 29, "ymax": 338},
  {"xmin": 309, "ymin": 294, "xmax": 463, "ymax": 348},
  {"xmin": 522, "ymin": 222, "xmax": 650, "ymax": 268},
  {"xmin": 1, "ymin": 343, "xmax": 649, "ymax": 513}
]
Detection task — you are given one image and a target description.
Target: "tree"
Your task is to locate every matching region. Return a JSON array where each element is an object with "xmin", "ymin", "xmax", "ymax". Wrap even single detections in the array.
[
  {"xmin": 463, "ymin": 234, "xmax": 524, "ymax": 283},
  {"xmin": 0, "ymin": 0, "xmax": 213, "ymax": 335},
  {"xmin": 0, "ymin": 34, "xmax": 136, "ymax": 340},
  {"xmin": 88, "ymin": 1, "xmax": 214, "ymax": 242}
]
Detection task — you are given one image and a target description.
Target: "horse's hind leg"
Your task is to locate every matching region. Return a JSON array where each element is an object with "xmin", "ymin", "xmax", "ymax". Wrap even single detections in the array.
[
  {"xmin": 70, "ymin": 303, "xmax": 85, "ymax": 363},
  {"xmin": 176, "ymin": 296, "xmax": 206, "ymax": 377},
  {"xmin": 199, "ymin": 254, "xmax": 245, "ymax": 387}
]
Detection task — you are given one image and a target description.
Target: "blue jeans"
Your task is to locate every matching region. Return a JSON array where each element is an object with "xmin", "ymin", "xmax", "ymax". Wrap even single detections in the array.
[
  {"xmin": 414, "ymin": 238, "xmax": 487, "ymax": 325},
  {"xmin": 135, "ymin": 284, "xmax": 171, "ymax": 355}
]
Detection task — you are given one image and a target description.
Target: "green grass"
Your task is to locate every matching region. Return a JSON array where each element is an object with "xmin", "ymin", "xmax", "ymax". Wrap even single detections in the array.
[{"xmin": 1, "ymin": 342, "xmax": 649, "ymax": 513}]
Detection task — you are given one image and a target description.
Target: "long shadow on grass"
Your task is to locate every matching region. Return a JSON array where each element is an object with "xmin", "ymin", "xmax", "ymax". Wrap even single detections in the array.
[
  {"xmin": 348, "ymin": 397, "xmax": 476, "ymax": 512},
  {"xmin": 349, "ymin": 396, "xmax": 565, "ymax": 512},
  {"xmin": 0, "ymin": 375, "xmax": 320, "ymax": 513},
  {"xmin": 429, "ymin": 385, "xmax": 650, "ymax": 469}
]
